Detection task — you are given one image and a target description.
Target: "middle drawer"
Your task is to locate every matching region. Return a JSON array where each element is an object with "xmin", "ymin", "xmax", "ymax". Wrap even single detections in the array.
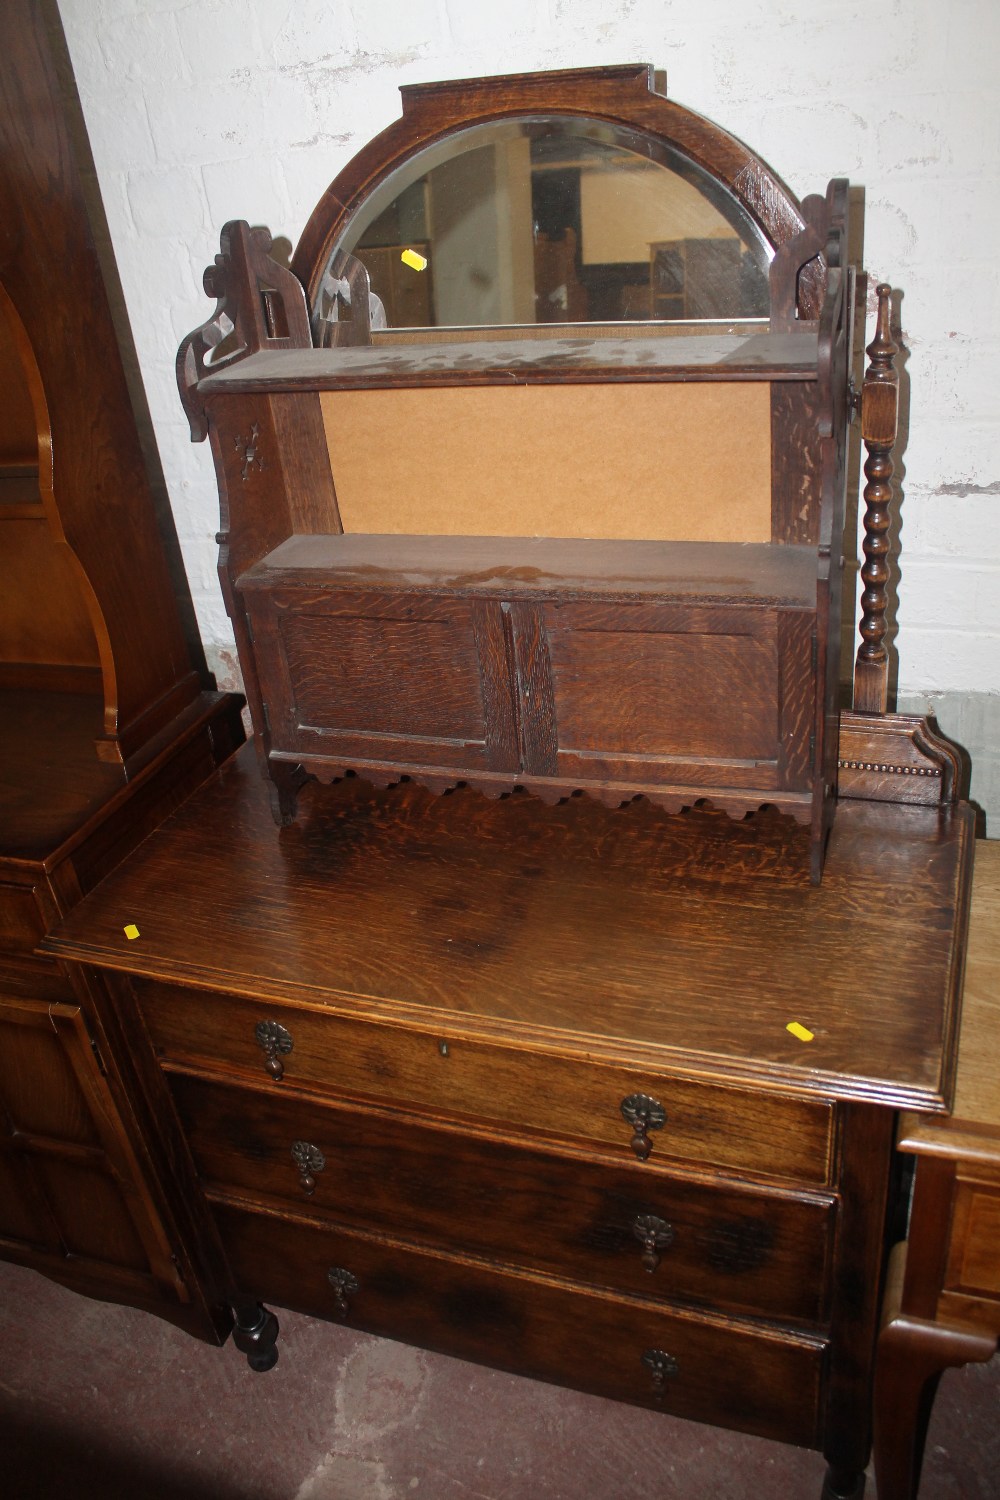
[{"xmin": 171, "ymin": 1071, "xmax": 835, "ymax": 1324}]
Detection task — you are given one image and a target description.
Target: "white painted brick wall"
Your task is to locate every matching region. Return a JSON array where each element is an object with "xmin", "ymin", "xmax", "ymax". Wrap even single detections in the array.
[{"xmin": 55, "ymin": 0, "xmax": 1000, "ymax": 720}]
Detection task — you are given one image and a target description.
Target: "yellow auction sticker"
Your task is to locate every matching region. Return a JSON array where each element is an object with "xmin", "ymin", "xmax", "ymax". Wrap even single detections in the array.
[
  {"xmin": 123, "ymin": 923, "xmax": 140, "ymax": 940},
  {"xmin": 400, "ymin": 248, "xmax": 428, "ymax": 271},
  {"xmin": 786, "ymin": 1021, "xmax": 814, "ymax": 1042}
]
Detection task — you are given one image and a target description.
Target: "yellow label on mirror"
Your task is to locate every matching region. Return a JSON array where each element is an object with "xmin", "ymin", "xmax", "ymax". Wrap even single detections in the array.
[{"xmin": 400, "ymin": 248, "xmax": 428, "ymax": 271}]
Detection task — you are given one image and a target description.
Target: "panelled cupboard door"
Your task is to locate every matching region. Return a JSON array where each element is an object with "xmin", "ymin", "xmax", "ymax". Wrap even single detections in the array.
[
  {"xmin": 243, "ymin": 582, "xmax": 816, "ymax": 791},
  {"xmin": 0, "ymin": 993, "xmax": 189, "ymax": 1307},
  {"xmin": 245, "ymin": 588, "xmax": 519, "ymax": 773},
  {"xmin": 507, "ymin": 599, "xmax": 816, "ymax": 789}
]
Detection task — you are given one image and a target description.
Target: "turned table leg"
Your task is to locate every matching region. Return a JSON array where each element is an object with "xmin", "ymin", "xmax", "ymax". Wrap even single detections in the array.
[
  {"xmin": 232, "ymin": 1299, "xmax": 280, "ymax": 1372},
  {"xmin": 874, "ymin": 1314, "xmax": 996, "ymax": 1500},
  {"xmin": 821, "ymin": 1463, "xmax": 866, "ymax": 1499}
]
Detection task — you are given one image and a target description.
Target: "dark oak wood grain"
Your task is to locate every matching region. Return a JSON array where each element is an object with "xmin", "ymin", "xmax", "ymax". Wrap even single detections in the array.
[
  {"xmin": 42, "ymin": 732, "xmax": 975, "ymax": 1498},
  {"xmin": 171, "ymin": 1068, "xmax": 836, "ymax": 1323},
  {"xmin": 46, "ymin": 740, "xmax": 973, "ymax": 1113},
  {"xmin": 0, "ymin": 0, "xmax": 205, "ymax": 763},
  {"xmin": 215, "ymin": 1199, "xmax": 827, "ymax": 1447},
  {"xmin": 198, "ymin": 330, "xmax": 821, "ymax": 394},
  {"xmin": 0, "ymin": 0, "xmax": 244, "ymax": 1339}
]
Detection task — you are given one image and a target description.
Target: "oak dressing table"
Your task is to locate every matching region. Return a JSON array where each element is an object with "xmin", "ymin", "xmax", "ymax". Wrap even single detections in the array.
[{"xmin": 46, "ymin": 65, "xmax": 977, "ymax": 1500}]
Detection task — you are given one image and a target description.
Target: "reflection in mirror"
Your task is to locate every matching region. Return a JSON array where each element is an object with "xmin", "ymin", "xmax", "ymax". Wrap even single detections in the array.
[{"xmin": 318, "ymin": 117, "xmax": 771, "ymax": 336}]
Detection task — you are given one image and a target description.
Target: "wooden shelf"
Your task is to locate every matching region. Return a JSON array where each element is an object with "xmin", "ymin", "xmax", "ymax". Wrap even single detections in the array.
[
  {"xmin": 199, "ymin": 327, "xmax": 819, "ymax": 395},
  {"xmin": 239, "ymin": 534, "xmax": 819, "ymax": 608}
]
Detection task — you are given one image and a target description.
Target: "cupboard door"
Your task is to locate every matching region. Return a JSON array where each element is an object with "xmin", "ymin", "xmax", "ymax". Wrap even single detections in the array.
[
  {"xmin": 508, "ymin": 600, "xmax": 814, "ymax": 791},
  {"xmin": 246, "ymin": 588, "xmax": 519, "ymax": 773},
  {"xmin": 0, "ymin": 993, "xmax": 187, "ymax": 1304}
]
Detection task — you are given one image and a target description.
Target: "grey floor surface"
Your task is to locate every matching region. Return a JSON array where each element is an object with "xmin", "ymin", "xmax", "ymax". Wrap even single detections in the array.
[{"xmin": 0, "ymin": 1258, "xmax": 996, "ymax": 1499}]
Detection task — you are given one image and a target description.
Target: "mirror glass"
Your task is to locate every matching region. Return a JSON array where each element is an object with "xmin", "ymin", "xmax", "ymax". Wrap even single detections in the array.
[{"xmin": 319, "ymin": 116, "xmax": 771, "ymax": 333}]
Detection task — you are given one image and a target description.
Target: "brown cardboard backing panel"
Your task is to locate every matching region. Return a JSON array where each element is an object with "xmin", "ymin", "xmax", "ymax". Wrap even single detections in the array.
[{"xmin": 320, "ymin": 383, "xmax": 771, "ymax": 541}]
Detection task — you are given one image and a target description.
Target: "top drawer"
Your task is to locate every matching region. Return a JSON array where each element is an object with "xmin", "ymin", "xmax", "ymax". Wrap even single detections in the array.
[{"xmin": 133, "ymin": 978, "xmax": 835, "ymax": 1186}]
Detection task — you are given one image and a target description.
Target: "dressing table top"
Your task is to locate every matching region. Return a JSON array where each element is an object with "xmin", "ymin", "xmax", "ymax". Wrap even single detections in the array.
[{"xmin": 46, "ymin": 740, "xmax": 975, "ymax": 1115}]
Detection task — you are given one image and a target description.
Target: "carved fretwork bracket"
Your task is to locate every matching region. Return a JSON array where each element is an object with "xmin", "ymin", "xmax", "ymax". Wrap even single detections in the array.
[
  {"xmin": 177, "ymin": 220, "xmax": 312, "ymax": 442},
  {"xmin": 838, "ymin": 711, "xmax": 961, "ymax": 805},
  {"xmin": 769, "ymin": 177, "xmax": 847, "ymax": 331}
]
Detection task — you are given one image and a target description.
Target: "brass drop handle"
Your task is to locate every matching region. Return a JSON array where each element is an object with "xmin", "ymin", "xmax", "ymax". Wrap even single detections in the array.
[
  {"xmin": 255, "ymin": 1019, "xmax": 292, "ymax": 1080},
  {"xmin": 290, "ymin": 1140, "xmax": 325, "ymax": 1195},
  {"xmin": 641, "ymin": 1348, "xmax": 679, "ymax": 1400},
  {"xmin": 327, "ymin": 1266, "xmax": 359, "ymax": 1319},
  {"xmin": 632, "ymin": 1213, "xmax": 674, "ymax": 1272},
  {"xmin": 620, "ymin": 1093, "xmax": 666, "ymax": 1161}
]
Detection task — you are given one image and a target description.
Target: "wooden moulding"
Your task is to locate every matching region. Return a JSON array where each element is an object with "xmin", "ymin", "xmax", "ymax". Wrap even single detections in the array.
[
  {"xmin": 321, "ymin": 383, "xmax": 772, "ymax": 542},
  {"xmin": 838, "ymin": 712, "xmax": 962, "ymax": 807}
]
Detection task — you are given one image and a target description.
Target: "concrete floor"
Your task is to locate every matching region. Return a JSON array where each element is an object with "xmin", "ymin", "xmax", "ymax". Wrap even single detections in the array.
[{"xmin": 0, "ymin": 1259, "xmax": 997, "ymax": 1499}]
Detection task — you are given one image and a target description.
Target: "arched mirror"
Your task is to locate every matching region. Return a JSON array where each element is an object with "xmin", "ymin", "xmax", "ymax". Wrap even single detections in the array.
[{"xmin": 315, "ymin": 116, "xmax": 771, "ymax": 335}]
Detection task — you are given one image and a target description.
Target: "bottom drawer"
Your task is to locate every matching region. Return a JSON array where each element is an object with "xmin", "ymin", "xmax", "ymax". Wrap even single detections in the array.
[{"xmin": 214, "ymin": 1200, "xmax": 825, "ymax": 1447}]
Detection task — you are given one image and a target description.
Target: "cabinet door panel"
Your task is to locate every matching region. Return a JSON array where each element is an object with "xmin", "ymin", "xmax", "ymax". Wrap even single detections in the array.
[
  {"xmin": 247, "ymin": 589, "xmax": 518, "ymax": 772},
  {"xmin": 0, "ymin": 994, "xmax": 184, "ymax": 1297},
  {"xmin": 509, "ymin": 600, "xmax": 813, "ymax": 789},
  {"xmin": 0, "ymin": 1147, "xmax": 61, "ymax": 1250},
  {"xmin": 0, "ymin": 1002, "xmax": 103, "ymax": 1144}
]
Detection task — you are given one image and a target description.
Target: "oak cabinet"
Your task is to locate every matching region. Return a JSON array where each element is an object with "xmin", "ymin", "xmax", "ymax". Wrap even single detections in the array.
[{"xmin": 0, "ymin": 0, "xmax": 242, "ymax": 1335}]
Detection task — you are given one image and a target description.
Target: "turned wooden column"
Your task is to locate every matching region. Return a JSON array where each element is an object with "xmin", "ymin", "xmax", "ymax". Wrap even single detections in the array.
[{"xmin": 853, "ymin": 283, "xmax": 899, "ymax": 714}]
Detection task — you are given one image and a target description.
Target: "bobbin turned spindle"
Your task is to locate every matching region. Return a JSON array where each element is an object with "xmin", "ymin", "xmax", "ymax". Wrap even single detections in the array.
[{"xmin": 854, "ymin": 283, "xmax": 899, "ymax": 714}]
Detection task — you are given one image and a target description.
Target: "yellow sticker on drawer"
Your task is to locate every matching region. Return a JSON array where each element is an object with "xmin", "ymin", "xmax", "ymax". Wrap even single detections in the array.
[
  {"xmin": 123, "ymin": 923, "xmax": 140, "ymax": 940},
  {"xmin": 786, "ymin": 1021, "xmax": 814, "ymax": 1042},
  {"xmin": 400, "ymin": 248, "xmax": 428, "ymax": 271}
]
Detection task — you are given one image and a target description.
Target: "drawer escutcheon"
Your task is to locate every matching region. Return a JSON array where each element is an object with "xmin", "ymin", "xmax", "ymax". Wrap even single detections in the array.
[
  {"xmin": 327, "ymin": 1267, "xmax": 360, "ymax": 1318},
  {"xmin": 641, "ymin": 1348, "xmax": 679, "ymax": 1400},
  {"xmin": 290, "ymin": 1139, "xmax": 325, "ymax": 1195},
  {"xmin": 620, "ymin": 1093, "xmax": 667, "ymax": 1161},
  {"xmin": 633, "ymin": 1213, "xmax": 675, "ymax": 1272},
  {"xmin": 255, "ymin": 1019, "xmax": 293, "ymax": 1080}
]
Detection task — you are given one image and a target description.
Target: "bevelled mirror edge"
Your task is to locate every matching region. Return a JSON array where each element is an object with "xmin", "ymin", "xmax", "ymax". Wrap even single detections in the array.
[{"xmin": 290, "ymin": 64, "xmax": 818, "ymax": 337}]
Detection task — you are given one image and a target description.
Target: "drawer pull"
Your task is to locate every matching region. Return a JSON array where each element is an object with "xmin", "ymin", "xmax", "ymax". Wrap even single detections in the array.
[
  {"xmin": 290, "ymin": 1140, "xmax": 325, "ymax": 1195},
  {"xmin": 327, "ymin": 1267, "xmax": 360, "ymax": 1319},
  {"xmin": 620, "ymin": 1093, "xmax": 666, "ymax": 1161},
  {"xmin": 632, "ymin": 1213, "xmax": 675, "ymax": 1272},
  {"xmin": 641, "ymin": 1348, "xmax": 679, "ymax": 1400},
  {"xmin": 255, "ymin": 1019, "xmax": 293, "ymax": 1080}
]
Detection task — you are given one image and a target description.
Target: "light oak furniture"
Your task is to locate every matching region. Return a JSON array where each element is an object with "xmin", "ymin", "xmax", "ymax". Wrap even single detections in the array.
[
  {"xmin": 874, "ymin": 839, "xmax": 1000, "ymax": 1500},
  {"xmin": 177, "ymin": 64, "xmax": 871, "ymax": 882},
  {"xmin": 0, "ymin": 0, "xmax": 243, "ymax": 1335}
]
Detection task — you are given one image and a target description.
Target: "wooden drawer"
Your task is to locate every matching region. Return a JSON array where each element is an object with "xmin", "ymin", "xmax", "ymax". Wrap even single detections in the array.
[
  {"xmin": 173, "ymin": 1072, "xmax": 835, "ymax": 1323},
  {"xmin": 940, "ymin": 1171, "xmax": 1000, "ymax": 1324},
  {"xmin": 134, "ymin": 977, "xmax": 835, "ymax": 1184},
  {"xmin": 213, "ymin": 1200, "xmax": 825, "ymax": 1447}
]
